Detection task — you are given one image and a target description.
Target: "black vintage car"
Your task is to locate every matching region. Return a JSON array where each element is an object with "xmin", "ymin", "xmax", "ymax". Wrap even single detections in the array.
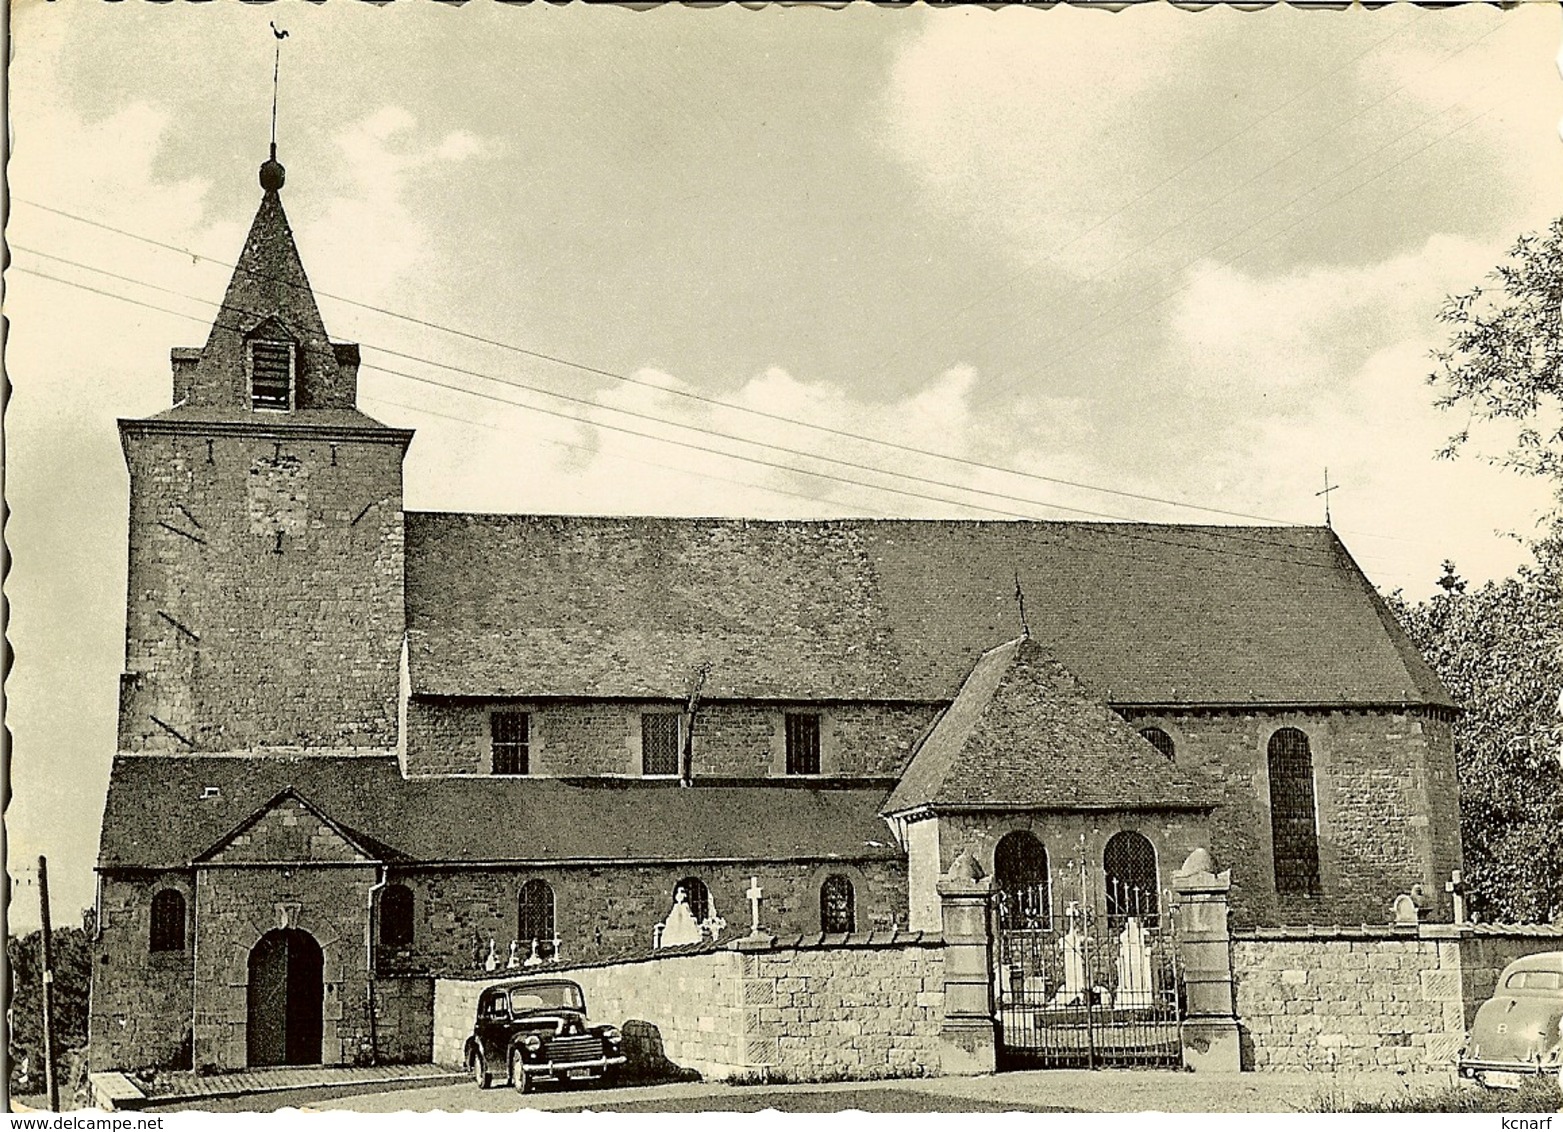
[{"xmin": 464, "ymin": 977, "xmax": 626, "ymax": 1093}]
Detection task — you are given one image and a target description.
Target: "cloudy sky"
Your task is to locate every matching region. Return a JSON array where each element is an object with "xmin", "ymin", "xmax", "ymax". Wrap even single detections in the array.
[{"xmin": 6, "ymin": 2, "xmax": 1560, "ymax": 930}]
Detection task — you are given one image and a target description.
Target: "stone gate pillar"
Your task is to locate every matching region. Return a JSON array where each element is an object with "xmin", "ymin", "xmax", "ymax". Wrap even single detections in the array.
[
  {"xmin": 1171, "ymin": 848, "xmax": 1242, "ymax": 1072},
  {"xmin": 936, "ymin": 850, "xmax": 997, "ymax": 1075}
]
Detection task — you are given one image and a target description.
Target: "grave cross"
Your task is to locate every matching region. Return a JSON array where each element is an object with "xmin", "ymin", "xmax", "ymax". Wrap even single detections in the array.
[
  {"xmin": 1445, "ymin": 870, "xmax": 1468, "ymax": 924},
  {"xmin": 746, "ymin": 876, "xmax": 763, "ymax": 934}
]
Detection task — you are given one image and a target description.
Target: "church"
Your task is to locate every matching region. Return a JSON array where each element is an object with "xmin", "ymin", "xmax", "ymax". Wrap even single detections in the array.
[{"xmin": 89, "ymin": 150, "xmax": 1462, "ymax": 1075}]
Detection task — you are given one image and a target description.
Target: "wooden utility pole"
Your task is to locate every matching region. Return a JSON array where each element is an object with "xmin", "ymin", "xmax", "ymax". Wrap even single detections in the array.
[{"xmin": 37, "ymin": 856, "xmax": 60, "ymax": 1113}]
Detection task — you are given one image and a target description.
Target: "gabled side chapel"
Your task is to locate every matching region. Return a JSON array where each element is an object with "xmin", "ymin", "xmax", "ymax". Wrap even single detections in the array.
[{"xmin": 90, "ymin": 153, "xmax": 1463, "ymax": 1074}]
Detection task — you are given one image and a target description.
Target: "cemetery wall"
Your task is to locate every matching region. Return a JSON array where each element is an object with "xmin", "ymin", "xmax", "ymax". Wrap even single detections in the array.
[
  {"xmin": 1231, "ymin": 925, "xmax": 1563, "ymax": 1072},
  {"xmin": 432, "ymin": 933, "xmax": 945, "ymax": 1082}
]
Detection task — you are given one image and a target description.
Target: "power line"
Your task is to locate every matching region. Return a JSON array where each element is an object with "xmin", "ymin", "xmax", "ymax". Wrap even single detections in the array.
[
  {"xmin": 11, "ymin": 197, "xmax": 1298, "ymax": 527},
  {"xmin": 14, "ymin": 261, "xmax": 1371, "ymax": 581},
  {"xmin": 14, "ymin": 243, "xmax": 1353, "ymax": 565}
]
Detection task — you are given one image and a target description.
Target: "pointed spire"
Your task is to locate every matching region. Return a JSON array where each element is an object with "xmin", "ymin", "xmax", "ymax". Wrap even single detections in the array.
[{"xmin": 174, "ymin": 150, "xmax": 358, "ymax": 413}]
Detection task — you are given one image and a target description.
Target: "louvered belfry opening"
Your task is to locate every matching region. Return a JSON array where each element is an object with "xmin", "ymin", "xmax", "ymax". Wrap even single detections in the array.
[
  {"xmin": 249, "ymin": 337, "xmax": 294, "ymax": 410},
  {"xmin": 1267, "ymin": 727, "xmax": 1322, "ymax": 895}
]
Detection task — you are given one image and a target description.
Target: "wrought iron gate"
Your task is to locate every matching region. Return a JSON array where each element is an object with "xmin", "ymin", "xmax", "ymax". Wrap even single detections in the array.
[{"xmin": 993, "ymin": 882, "xmax": 1183, "ymax": 1069}]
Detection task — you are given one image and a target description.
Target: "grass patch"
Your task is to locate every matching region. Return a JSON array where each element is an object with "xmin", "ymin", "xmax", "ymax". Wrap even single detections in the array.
[{"xmin": 1309, "ymin": 1076, "xmax": 1561, "ymax": 1113}]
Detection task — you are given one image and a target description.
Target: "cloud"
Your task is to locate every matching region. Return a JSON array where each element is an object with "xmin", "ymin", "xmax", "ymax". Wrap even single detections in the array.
[
  {"xmin": 1161, "ymin": 238, "xmax": 1555, "ymax": 589},
  {"xmin": 879, "ymin": 7, "xmax": 1202, "ymax": 276},
  {"xmin": 304, "ymin": 107, "xmax": 489, "ymax": 308}
]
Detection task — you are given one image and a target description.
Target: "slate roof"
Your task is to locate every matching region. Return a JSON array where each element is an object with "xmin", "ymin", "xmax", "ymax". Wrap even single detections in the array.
[
  {"xmin": 404, "ymin": 515, "xmax": 1453, "ymax": 708},
  {"xmin": 97, "ymin": 756, "xmax": 901, "ymax": 870},
  {"xmin": 883, "ymin": 638, "xmax": 1217, "ymax": 815}
]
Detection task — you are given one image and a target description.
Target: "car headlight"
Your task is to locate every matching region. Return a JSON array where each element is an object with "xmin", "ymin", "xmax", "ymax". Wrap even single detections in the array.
[
  {"xmin": 523, "ymin": 1035, "xmax": 543, "ymax": 1053},
  {"xmin": 602, "ymin": 1026, "xmax": 622, "ymax": 1044}
]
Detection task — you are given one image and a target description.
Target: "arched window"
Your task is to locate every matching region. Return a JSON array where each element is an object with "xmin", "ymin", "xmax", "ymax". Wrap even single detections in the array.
[
  {"xmin": 518, "ymin": 879, "xmax": 557, "ymax": 960},
  {"xmin": 1267, "ymin": 727, "xmax": 1321, "ymax": 895},
  {"xmin": 819, "ymin": 874, "xmax": 856, "ymax": 934},
  {"xmin": 379, "ymin": 884, "xmax": 414, "ymax": 950},
  {"xmin": 150, "ymin": 889, "xmax": 186, "ymax": 952},
  {"xmin": 674, "ymin": 877, "xmax": 711, "ymax": 925},
  {"xmin": 994, "ymin": 830, "xmax": 1051, "ymax": 929},
  {"xmin": 1103, "ymin": 831, "xmax": 1159, "ymax": 926},
  {"xmin": 1138, "ymin": 727, "xmax": 1176, "ymax": 760}
]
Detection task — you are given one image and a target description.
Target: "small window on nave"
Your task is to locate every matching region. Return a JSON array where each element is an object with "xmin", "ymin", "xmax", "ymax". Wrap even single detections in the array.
[
  {"xmin": 994, "ymin": 830, "xmax": 1051, "ymax": 929},
  {"xmin": 674, "ymin": 876, "xmax": 711, "ymax": 924},
  {"xmin": 149, "ymin": 888, "xmax": 186, "ymax": 952},
  {"xmin": 491, "ymin": 712, "xmax": 530, "ymax": 775},
  {"xmin": 1138, "ymin": 727, "xmax": 1176, "ymax": 760},
  {"xmin": 379, "ymin": 884, "xmax": 414, "ymax": 950},
  {"xmin": 785, "ymin": 712, "xmax": 821, "ymax": 775},
  {"xmin": 641, "ymin": 713, "xmax": 681, "ymax": 777},
  {"xmin": 819, "ymin": 874, "xmax": 855, "ymax": 934},
  {"xmin": 518, "ymin": 879, "xmax": 557, "ymax": 960}
]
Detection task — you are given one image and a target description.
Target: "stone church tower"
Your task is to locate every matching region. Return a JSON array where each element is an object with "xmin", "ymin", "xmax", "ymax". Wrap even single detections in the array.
[{"xmin": 117, "ymin": 151, "xmax": 412, "ymax": 754}]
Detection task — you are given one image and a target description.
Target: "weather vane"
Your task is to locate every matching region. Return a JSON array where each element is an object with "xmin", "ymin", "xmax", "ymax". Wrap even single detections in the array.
[{"xmin": 269, "ymin": 22, "xmax": 290, "ymax": 158}]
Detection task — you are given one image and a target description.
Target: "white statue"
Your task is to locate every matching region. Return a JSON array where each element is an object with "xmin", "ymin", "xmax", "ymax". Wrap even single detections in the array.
[
  {"xmin": 483, "ymin": 937, "xmax": 499, "ymax": 972},
  {"xmin": 1055, "ymin": 917, "xmax": 1089, "ymax": 1007},
  {"xmin": 657, "ymin": 885, "xmax": 705, "ymax": 947},
  {"xmin": 1115, "ymin": 917, "xmax": 1156, "ymax": 1008}
]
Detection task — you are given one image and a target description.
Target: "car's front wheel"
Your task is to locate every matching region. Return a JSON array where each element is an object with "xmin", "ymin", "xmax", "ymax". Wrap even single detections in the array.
[
  {"xmin": 470, "ymin": 1049, "xmax": 492, "ymax": 1090},
  {"xmin": 510, "ymin": 1048, "xmax": 532, "ymax": 1094}
]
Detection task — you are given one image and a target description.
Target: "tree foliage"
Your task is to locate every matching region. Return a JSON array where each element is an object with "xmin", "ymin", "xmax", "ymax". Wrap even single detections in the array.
[
  {"xmin": 1388, "ymin": 561, "xmax": 1563, "ymax": 924},
  {"xmin": 6, "ymin": 926, "xmax": 92, "ymax": 1097},
  {"xmin": 1431, "ymin": 216, "xmax": 1563, "ymax": 483}
]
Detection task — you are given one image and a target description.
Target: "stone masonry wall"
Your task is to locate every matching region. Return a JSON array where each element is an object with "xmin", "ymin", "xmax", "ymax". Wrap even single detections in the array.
[
  {"xmin": 1121, "ymin": 707, "xmax": 1461, "ymax": 927},
  {"xmin": 937, "ymin": 809, "xmax": 1209, "ymax": 923},
  {"xmin": 385, "ymin": 859, "xmax": 908, "ymax": 974},
  {"xmin": 372, "ymin": 976, "xmax": 435, "ymax": 1065},
  {"xmin": 432, "ymin": 936, "xmax": 944, "ymax": 1082},
  {"xmin": 404, "ymin": 699, "xmax": 940, "ymax": 778},
  {"xmin": 1233, "ymin": 933, "xmax": 1456, "ymax": 1072},
  {"xmin": 119, "ymin": 429, "xmax": 405, "ymax": 752},
  {"xmin": 193, "ymin": 863, "xmax": 378, "ymax": 1072},
  {"xmin": 89, "ymin": 873, "xmax": 196, "ymax": 1072},
  {"xmin": 1232, "ymin": 926, "xmax": 1563, "ymax": 1072}
]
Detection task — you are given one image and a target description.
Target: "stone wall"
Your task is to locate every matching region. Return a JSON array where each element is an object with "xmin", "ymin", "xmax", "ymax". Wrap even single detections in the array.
[
  {"xmin": 1121, "ymin": 707, "xmax": 1461, "ymax": 927},
  {"xmin": 404, "ymin": 698, "xmax": 940, "ymax": 778},
  {"xmin": 384, "ymin": 859, "xmax": 908, "ymax": 973},
  {"xmin": 119, "ymin": 428, "xmax": 406, "ymax": 753},
  {"xmin": 432, "ymin": 934, "xmax": 945, "ymax": 1082},
  {"xmin": 934, "ymin": 810, "xmax": 1209, "ymax": 921},
  {"xmin": 373, "ymin": 976, "xmax": 435, "ymax": 1065},
  {"xmin": 89, "ymin": 873, "xmax": 197, "ymax": 1072},
  {"xmin": 1231, "ymin": 924, "xmax": 1563, "ymax": 1072}
]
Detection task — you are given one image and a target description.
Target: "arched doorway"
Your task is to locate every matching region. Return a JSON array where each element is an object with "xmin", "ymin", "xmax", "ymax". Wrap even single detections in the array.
[{"xmin": 247, "ymin": 928, "xmax": 324, "ymax": 1067}]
